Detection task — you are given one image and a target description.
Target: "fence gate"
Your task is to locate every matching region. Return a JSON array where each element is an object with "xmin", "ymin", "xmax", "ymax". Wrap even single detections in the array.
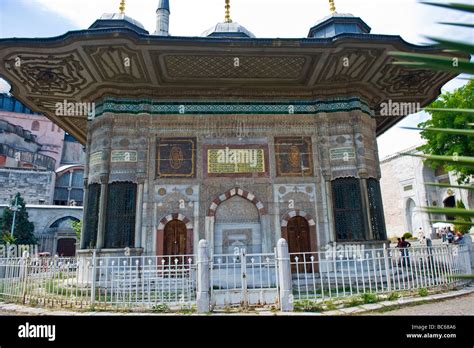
[{"xmin": 210, "ymin": 248, "xmax": 279, "ymax": 308}]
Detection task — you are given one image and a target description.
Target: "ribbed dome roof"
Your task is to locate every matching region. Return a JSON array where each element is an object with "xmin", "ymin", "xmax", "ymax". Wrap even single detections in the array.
[
  {"xmin": 98, "ymin": 13, "xmax": 146, "ymax": 30},
  {"xmin": 308, "ymin": 13, "xmax": 371, "ymax": 38},
  {"xmin": 202, "ymin": 22, "xmax": 255, "ymax": 38},
  {"xmin": 89, "ymin": 13, "xmax": 149, "ymax": 34}
]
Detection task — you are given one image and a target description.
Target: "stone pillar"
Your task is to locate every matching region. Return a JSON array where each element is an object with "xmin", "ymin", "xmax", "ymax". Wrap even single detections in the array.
[
  {"xmin": 359, "ymin": 175, "xmax": 374, "ymax": 240},
  {"xmin": 80, "ymin": 132, "xmax": 92, "ymax": 250},
  {"xmin": 324, "ymin": 178, "xmax": 336, "ymax": 242},
  {"xmin": 96, "ymin": 174, "xmax": 109, "ymax": 250},
  {"xmin": 80, "ymin": 179, "xmax": 89, "ymax": 250},
  {"xmin": 464, "ymin": 234, "xmax": 474, "ymax": 274},
  {"xmin": 277, "ymin": 238, "xmax": 293, "ymax": 312},
  {"xmin": 261, "ymin": 214, "xmax": 271, "ymax": 253},
  {"xmin": 196, "ymin": 239, "xmax": 210, "ymax": 313},
  {"xmin": 134, "ymin": 181, "xmax": 144, "ymax": 249}
]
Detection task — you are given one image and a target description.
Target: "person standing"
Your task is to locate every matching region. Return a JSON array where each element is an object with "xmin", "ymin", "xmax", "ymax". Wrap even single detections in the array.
[
  {"xmin": 401, "ymin": 237, "xmax": 411, "ymax": 268},
  {"xmin": 424, "ymin": 228, "xmax": 433, "ymax": 247},
  {"xmin": 416, "ymin": 227, "xmax": 424, "ymax": 244},
  {"xmin": 447, "ymin": 229, "xmax": 454, "ymax": 244},
  {"xmin": 454, "ymin": 232, "xmax": 465, "ymax": 245},
  {"xmin": 441, "ymin": 227, "xmax": 447, "ymax": 243}
]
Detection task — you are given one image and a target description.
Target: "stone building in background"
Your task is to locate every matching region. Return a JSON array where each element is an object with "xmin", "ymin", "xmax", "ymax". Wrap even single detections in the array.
[
  {"xmin": 0, "ymin": 1, "xmax": 461, "ymax": 258},
  {"xmin": 380, "ymin": 145, "xmax": 473, "ymax": 239},
  {"xmin": 0, "ymin": 93, "xmax": 85, "ymax": 256}
]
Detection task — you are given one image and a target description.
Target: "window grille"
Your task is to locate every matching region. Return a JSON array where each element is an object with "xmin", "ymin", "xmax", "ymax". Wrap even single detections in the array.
[
  {"xmin": 83, "ymin": 184, "xmax": 100, "ymax": 249},
  {"xmin": 332, "ymin": 178, "xmax": 365, "ymax": 241},
  {"xmin": 367, "ymin": 178, "xmax": 387, "ymax": 240},
  {"xmin": 104, "ymin": 182, "xmax": 137, "ymax": 249}
]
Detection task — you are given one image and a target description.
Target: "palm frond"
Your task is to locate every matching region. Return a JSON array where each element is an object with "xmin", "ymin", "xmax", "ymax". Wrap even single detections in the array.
[
  {"xmin": 421, "ymin": 1, "xmax": 474, "ymax": 13},
  {"xmin": 389, "ymin": 52, "xmax": 474, "ymax": 74},
  {"xmin": 401, "ymin": 126, "xmax": 474, "ymax": 136},
  {"xmin": 425, "ymin": 182, "xmax": 474, "ymax": 190},
  {"xmin": 431, "ymin": 220, "xmax": 474, "ymax": 226},
  {"xmin": 405, "ymin": 153, "xmax": 474, "ymax": 167},
  {"xmin": 424, "ymin": 207, "xmax": 474, "ymax": 217},
  {"xmin": 439, "ymin": 22, "xmax": 474, "ymax": 28},
  {"xmin": 424, "ymin": 36, "xmax": 474, "ymax": 54},
  {"xmin": 423, "ymin": 108, "xmax": 474, "ymax": 114}
]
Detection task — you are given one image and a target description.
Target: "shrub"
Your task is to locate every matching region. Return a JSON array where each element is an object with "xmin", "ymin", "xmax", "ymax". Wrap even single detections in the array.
[
  {"xmin": 402, "ymin": 232, "xmax": 413, "ymax": 240},
  {"xmin": 346, "ymin": 297, "xmax": 364, "ymax": 307},
  {"xmin": 418, "ymin": 288, "xmax": 429, "ymax": 297},
  {"xmin": 294, "ymin": 300, "xmax": 323, "ymax": 312},
  {"xmin": 152, "ymin": 304, "xmax": 171, "ymax": 313},
  {"xmin": 324, "ymin": 300, "xmax": 337, "ymax": 310},
  {"xmin": 387, "ymin": 292, "xmax": 400, "ymax": 301},
  {"xmin": 361, "ymin": 293, "xmax": 379, "ymax": 304}
]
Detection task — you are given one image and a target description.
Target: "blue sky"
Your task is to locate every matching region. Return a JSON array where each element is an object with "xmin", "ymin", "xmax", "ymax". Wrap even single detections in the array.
[{"xmin": 0, "ymin": 0, "xmax": 472, "ymax": 157}]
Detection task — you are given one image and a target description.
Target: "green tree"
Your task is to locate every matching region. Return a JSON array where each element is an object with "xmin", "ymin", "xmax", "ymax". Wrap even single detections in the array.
[
  {"xmin": 454, "ymin": 200, "xmax": 472, "ymax": 234},
  {"xmin": 0, "ymin": 193, "xmax": 37, "ymax": 245},
  {"xmin": 71, "ymin": 220, "xmax": 82, "ymax": 241},
  {"xmin": 418, "ymin": 81, "xmax": 474, "ymax": 183}
]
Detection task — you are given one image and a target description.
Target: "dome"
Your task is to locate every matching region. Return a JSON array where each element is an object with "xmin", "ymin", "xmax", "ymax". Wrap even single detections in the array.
[
  {"xmin": 202, "ymin": 22, "xmax": 255, "ymax": 38},
  {"xmin": 89, "ymin": 13, "xmax": 149, "ymax": 35},
  {"xmin": 308, "ymin": 13, "xmax": 371, "ymax": 38}
]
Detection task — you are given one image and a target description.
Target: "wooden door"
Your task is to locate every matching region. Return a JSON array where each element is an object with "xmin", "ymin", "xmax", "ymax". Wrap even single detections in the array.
[
  {"xmin": 287, "ymin": 216, "xmax": 311, "ymax": 254},
  {"xmin": 163, "ymin": 220, "xmax": 187, "ymax": 256},
  {"xmin": 286, "ymin": 216, "xmax": 312, "ymax": 273}
]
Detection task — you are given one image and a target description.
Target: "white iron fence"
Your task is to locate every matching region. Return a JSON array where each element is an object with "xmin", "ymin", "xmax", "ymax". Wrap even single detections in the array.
[
  {"xmin": 290, "ymin": 244, "xmax": 471, "ymax": 302},
  {"xmin": 0, "ymin": 254, "xmax": 196, "ymax": 310},
  {"xmin": 210, "ymin": 249, "xmax": 279, "ymax": 307},
  {"xmin": 0, "ymin": 242, "xmax": 471, "ymax": 312}
]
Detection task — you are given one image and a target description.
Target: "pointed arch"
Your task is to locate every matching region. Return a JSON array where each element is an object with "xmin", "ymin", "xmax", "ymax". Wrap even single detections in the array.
[{"xmin": 207, "ymin": 187, "xmax": 267, "ymax": 217}]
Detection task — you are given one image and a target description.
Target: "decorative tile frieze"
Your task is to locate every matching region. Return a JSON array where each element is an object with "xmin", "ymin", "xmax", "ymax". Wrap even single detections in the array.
[{"xmin": 93, "ymin": 97, "xmax": 374, "ymax": 118}]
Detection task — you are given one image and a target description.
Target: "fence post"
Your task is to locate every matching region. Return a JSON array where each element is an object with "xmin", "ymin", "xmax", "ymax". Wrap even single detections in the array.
[
  {"xmin": 277, "ymin": 238, "xmax": 293, "ymax": 312},
  {"xmin": 463, "ymin": 234, "xmax": 473, "ymax": 274},
  {"xmin": 383, "ymin": 244, "xmax": 392, "ymax": 293},
  {"xmin": 197, "ymin": 239, "xmax": 210, "ymax": 313},
  {"xmin": 21, "ymin": 251, "xmax": 30, "ymax": 304},
  {"xmin": 90, "ymin": 250, "xmax": 97, "ymax": 306}
]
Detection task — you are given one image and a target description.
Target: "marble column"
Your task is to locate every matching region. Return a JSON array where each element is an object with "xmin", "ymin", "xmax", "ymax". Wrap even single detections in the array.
[
  {"xmin": 359, "ymin": 174, "xmax": 374, "ymax": 240},
  {"xmin": 134, "ymin": 181, "xmax": 144, "ymax": 249},
  {"xmin": 80, "ymin": 178, "xmax": 89, "ymax": 249},
  {"xmin": 324, "ymin": 177, "xmax": 336, "ymax": 242},
  {"xmin": 96, "ymin": 174, "xmax": 109, "ymax": 250}
]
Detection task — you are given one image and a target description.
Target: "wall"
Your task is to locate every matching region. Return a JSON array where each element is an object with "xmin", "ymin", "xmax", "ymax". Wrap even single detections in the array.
[{"xmin": 0, "ymin": 168, "xmax": 55, "ymax": 205}]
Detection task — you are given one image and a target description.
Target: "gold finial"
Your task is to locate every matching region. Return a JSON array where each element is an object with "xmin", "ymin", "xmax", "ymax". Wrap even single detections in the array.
[
  {"xmin": 225, "ymin": 0, "xmax": 232, "ymax": 23},
  {"xmin": 119, "ymin": 0, "xmax": 126, "ymax": 14},
  {"xmin": 329, "ymin": 0, "xmax": 336, "ymax": 13}
]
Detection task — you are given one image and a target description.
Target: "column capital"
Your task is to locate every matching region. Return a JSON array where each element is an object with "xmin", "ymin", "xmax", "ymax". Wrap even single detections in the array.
[{"xmin": 99, "ymin": 174, "xmax": 109, "ymax": 185}]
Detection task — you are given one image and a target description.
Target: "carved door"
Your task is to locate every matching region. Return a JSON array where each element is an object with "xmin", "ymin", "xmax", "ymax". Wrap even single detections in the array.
[
  {"xmin": 163, "ymin": 220, "xmax": 187, "ymax": 256},
  {"xmin": 286, "ymin": 216, "xmax": 312, "ymax": 272}
]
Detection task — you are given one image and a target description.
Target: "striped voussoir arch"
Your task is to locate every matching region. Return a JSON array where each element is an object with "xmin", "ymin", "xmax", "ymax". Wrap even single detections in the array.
[
  {"xmin": 281, "ymin": 210, "xmax": 316, "ymax": 227},
  {"xmin": 157, "ymin": 213, "xmax": 193, "ymax": 232},
  {"xmin": 208, "ymin": 187, "xmax": 267, "ymax": 217},
  {"xmin": 281, "ymin": 210, "xmax": 318, "ymax": 253},
  {"xmin": 156, "ymin": 213, "xmax": 194, "ymax": 255}
]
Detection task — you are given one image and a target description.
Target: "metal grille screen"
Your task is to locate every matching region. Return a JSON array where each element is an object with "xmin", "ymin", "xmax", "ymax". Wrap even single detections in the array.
[
  {"xmin": 367, "ymin": 178, "xmax": 387, "ymax": 240},
  {"xmin": 83, "ymin": 184, "xmax": 100, "ymax": 248},
  {"xmin": 332, "ymin": 178, "xmax": 365, "ymax": 241},
  {"xmin": 105, "ymin": 182, "xmax": 137, "ymax": 248}
]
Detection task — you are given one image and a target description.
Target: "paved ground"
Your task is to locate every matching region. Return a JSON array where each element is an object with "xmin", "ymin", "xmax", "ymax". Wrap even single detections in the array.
[
  {"xmin": 0, "ymin": 286, "xmax": 473, "ymax": 316},
  {"xmin": 376, "ymin": 292, "xmax": 474, "ymax": 316}
]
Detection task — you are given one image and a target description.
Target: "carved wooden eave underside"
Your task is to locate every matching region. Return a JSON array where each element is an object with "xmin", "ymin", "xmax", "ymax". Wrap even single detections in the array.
[{"xmin": 0, "ymin": 28, "xmax": 460, "ymax": 144}]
